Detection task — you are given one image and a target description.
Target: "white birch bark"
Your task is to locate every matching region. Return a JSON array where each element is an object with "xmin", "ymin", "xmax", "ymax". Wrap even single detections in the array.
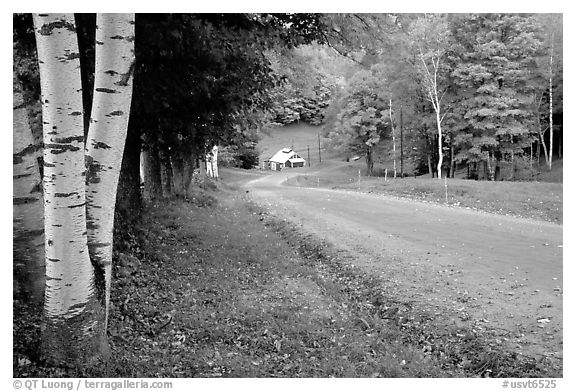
[
  {"xmin": 13, "ymin": 77, "xmax": 45, "ymax": 304},
  {"xmin": 206, "ymin": 146, "xmax": 219, "ymax": 178},
  {"xmin": 548, "ymin": 34, "xmax": 554, "ymax": 170},
  {"xmin": 34, "ymin": 13, "xmax": 104, "ymax": 364},
  {"xmin": 85, "ymin": 13, "xmax": 135, "ymax": 329},
  {"xmin": 389, "ymin": 99, "xmax": 397, "ymax": 179},
  {"xmin": 418, "ymin": 49, "xmax": 445, "ymax": 180},
  {"xmin": 212, "ymin": 146, "xmax": 219, "ymax": 179},
  {"xmin": 34, "ymin": 13, "xmax": 95, "ymax": 317}
]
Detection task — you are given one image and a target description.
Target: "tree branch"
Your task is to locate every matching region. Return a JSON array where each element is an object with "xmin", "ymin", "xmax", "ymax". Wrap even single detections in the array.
[{"xmin": 321, "ymin": 30, "xmax": 364, "ymax": 65}]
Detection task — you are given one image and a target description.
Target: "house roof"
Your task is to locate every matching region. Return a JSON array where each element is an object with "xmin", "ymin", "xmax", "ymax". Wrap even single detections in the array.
[{"xmin": 269, "ymin": 148, "xmax": 305, "ymax": 164}]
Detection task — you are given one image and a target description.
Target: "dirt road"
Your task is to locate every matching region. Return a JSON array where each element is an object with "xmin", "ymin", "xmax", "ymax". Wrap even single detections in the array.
[{"xmin": 243, "ymin": 169, "xmax": 563, "ymax": 364}]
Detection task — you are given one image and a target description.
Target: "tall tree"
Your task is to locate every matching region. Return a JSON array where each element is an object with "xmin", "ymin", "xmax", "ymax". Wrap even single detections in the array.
[
  {"xmin": 328, "ymin": 68, "xmax": 390, "ymax": 175},
  {"xmin": 535, "ymin": 14, "xmax": 563, "ymax": 170},
  {"xmin": 408, "ymin": 14, "xmax": 452, "ymax": 179},
  {"xmin": 85, "ymin": 13, "xmax": 135, "ymax": 329},
  {"xmin": 450, "ymin": 14, "xmax": 542, "ymax": 180},
  {"xmin": 33, "ymin": 13, "xmax": 135, "ymax": 366}
]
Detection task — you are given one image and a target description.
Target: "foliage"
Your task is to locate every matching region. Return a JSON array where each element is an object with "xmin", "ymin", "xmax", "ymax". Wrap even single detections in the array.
[
  {"xmin": 235, "ymin": 145, "xmax": 261, "ymax": 169},
  {"xmin": 448, "ymin": 14, "xmax": 543, "ymax": 171},
  {"xmin": 219, "ymin": 144, "xmax": 261, "ymax": 169},
  {"xmin": 328, "ymin": 67, "xmax": 391, "ymax": 174},
  {"xmin": 321, "ymin": 13, "xmax": 563, "ymax": 181},
  {"xmin": 132, "ymin": 14, "xmax": 327, "ymax": 157},
  {"xmin": 267, "ymin": 44, "xmax": 347, "ymax": 126}
]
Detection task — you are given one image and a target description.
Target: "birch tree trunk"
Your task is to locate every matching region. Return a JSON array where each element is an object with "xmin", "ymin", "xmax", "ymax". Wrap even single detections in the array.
[
  {"xmin": 538, "ymin": 127, "xmax": 549, "ymax": 168},
  {"xmin": 34, "ymin": 13, "xmax": 104, "ymax": 365},
  {"xmin": 450, "ymin": 141, "xmax": 455, "ymax": 178},
  {"xmin": 416, "ymin": 47, "xmax": 445, "ymax": 180},
  {"xmin": 548, "ymin": 35, "xmax": 554, "ymax": 171},
  {"xmin": 389, "ymin": 99, "xmax": 397, "ymax": 179},
  {"xmin": 13, "ymin": 77, "xmax": 45, "ymax": 304},
  {"xmin": 435, "ymin": 110, "xmax": 443, "ymax": 179},
  {"xmin": 206, "ymin": 154, "xmax": 213, "ymax": 178},
  {"xmin": 206, "ymin": 146, "xmax": 219, "ymax": 179},
  {"xmin": 85, "ymin": 13, "xmax": 135, "ymax": 330},
  {"xmin": 211, "ymin": 146, "xmax": 219, "ymax": 179}
]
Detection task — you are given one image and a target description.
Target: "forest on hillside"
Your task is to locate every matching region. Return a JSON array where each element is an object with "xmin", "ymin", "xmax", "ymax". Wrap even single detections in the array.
[
  {"xmin": 266, "ymin": 14, "xmax": 563, "ymax": 180},
  {"xmin": 13, "ymin": 13, "xmax": 562, "ymax": 371}
]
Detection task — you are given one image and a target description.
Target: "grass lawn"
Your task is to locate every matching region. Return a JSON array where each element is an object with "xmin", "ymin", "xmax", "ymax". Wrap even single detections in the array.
[
  {"xmin": 289, "ymin": 162, "xmax": 563, "ymax": 224},
  {"xmin": 258, "ymin": 122, "xmax": 562, "ymax": 224}
]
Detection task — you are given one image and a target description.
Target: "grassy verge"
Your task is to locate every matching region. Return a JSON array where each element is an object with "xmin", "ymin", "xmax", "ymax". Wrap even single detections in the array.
[
  {"xmin": 14, "ymin": 181, "xmax": 560, "ymax": 377},
  {"xmin": 290, "ymin": 170, "xmax": 562, "ymax": 224}
]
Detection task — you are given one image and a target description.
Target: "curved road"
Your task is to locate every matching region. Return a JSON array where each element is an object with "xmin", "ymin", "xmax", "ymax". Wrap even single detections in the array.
[{"xmin": 243, "ymin": 169, "xmax": 563, "ymax": 360}]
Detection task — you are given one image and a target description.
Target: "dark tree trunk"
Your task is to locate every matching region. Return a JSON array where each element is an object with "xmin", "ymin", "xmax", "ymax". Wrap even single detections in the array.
[
  {"xmin": 182, "ymin": 152, "xmax": 195, "ymax": 197},
  {"xmin": 427, "ymin": 154, "xmax": 434, "ymax": 178},
  {"xmin": 115, "ymin": 120, "xmax": 142, "ymax": 224},
  {"xmin": 142, "ymin": 142, "xmax": 162, "ymax": 200},
  {"xmin": 171, "ymin": 151, "xmax": 185, "ymax": 197},
  {"xmin": 159, "ymin": 146, "xmax": 173, "ymax": 197},
  {"xmin": 558, "ymin": 130, "xmax": 562, "ymax": 159},
  {"xmin": 536, "ymin": 139, "xmax": 541, "ymax": 168},
  {"xmin": 365, "ymin": 148, "xmax": 374, "ymax": 176}
]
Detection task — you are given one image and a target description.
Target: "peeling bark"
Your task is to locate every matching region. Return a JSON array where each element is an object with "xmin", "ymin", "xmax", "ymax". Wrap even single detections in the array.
[
  {"xmin": 85, "ymin": 13, "xmax": 135, "ymax": 331},
  {"xmin": 34, "ymin": 13, "xmax": 104, "ymax": 366}
]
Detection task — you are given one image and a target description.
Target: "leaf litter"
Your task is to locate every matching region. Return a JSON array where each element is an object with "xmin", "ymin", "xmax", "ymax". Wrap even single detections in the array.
[{"xmin": 13, "ymin": 183, "xmax": 561, "ymax": 377}]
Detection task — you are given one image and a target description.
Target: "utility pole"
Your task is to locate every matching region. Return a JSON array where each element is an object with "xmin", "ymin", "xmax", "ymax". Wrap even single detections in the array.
[
  {"xmin": 307, "ymin": 145, "xmax": 310, "ymax": 167},
  {"xmin": 400, "ymin": 104, "xmax": 404, "ymax": 177},
  {"xmin": 318, "ymin": 133, "xmax": 322, "ymax": 163}
]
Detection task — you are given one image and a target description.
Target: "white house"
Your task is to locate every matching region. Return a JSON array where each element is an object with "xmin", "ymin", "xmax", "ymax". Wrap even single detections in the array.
[{"xmin": 269, "ymin": 148, "xmax": 306, "ymax": 171}]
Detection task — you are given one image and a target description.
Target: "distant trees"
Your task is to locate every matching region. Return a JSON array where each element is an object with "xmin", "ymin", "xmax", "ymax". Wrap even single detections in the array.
[
  {"xmin": 322, "ymin": 13, "xmax": 563, "ymax": 180},
  {"xmin": 448, "ymin": 14, "xmax": 548, "ymax": 180},
  {"xmin": 535, "ymin": 13, "xmax": 563, "ymax": 170},
  {"xmin": 328, "ymin": 68, "xmax": 391, "ymax": 175},
  {"xmin": 408, "ymin": 14, "xmax": 452, "ymax": 179},
  {"xmin": 267, "ymin": 44, "xmax": 348, "ymax": 126}
]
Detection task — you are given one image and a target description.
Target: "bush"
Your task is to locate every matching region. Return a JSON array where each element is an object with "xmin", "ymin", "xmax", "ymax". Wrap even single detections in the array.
[{"xmin": 236, "ymin": 146, "xmax": 260, "ymax": 169}]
